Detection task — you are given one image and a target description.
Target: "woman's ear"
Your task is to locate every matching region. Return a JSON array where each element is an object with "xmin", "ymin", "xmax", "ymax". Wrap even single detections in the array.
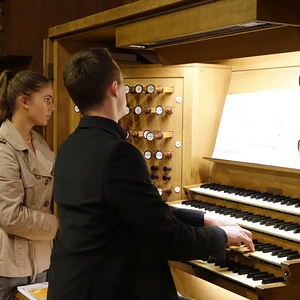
[{"xmin": 19, "ymin": 95, "xmax": 29, "ymax": 110}]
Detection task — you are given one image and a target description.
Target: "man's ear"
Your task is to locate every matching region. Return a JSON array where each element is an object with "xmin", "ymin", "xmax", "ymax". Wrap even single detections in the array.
[{"xmin": 111, "ymin": 81, "xmax": 118, "ymax": 98}]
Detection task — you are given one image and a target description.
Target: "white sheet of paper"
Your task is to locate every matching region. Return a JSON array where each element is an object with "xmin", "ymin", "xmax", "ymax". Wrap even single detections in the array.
[{"xmin": 212, "ymin": 89, "xmax": 300, "ymax": 170}]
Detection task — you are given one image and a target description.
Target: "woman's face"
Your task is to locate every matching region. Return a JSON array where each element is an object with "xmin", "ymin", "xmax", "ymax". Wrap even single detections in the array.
[{"xmin": 27, "ymin": 84, "xmax": 55, "ymax": 126}]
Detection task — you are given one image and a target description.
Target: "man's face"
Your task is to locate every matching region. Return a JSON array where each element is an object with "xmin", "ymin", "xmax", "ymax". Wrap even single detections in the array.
[{"xmin": 117, "ymin": 70, "xmax": 127, "ymax": 120}]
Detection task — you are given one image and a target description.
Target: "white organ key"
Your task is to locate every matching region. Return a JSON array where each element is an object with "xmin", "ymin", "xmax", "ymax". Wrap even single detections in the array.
[
  {"xmin": 188, "ymin": 260, "xmax": 283, "ymax": 289},
  {"xmin": 171, "ymin": 202, "xmax": 300, "ymax": 243},
  {"xmin": 190, "ymin": 186, "xmax": 300, "ymax": 216},
  {"xmin": 248, "ymin": 251, "xmax": 284, "ymax": 266}
]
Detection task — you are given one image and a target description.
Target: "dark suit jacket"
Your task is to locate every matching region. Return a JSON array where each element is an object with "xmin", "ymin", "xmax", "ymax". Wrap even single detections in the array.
[{"xmin": 47, "ymin": 116, "xmax": 227, "ymax": 300}]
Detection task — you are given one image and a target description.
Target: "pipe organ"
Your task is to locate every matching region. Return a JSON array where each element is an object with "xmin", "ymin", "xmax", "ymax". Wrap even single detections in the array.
[{"xmin": 45, "ymin": 1, "xmax": 300, "ymax": 299}]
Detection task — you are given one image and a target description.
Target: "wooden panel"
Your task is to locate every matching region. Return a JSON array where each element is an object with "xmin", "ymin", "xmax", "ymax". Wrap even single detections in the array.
[
  {"xmin": 155, "ymin": 26, "xmax": 300, "ymax": 65},
  {"xmin": 43, "ymin": 38, "xmax": 54, "ymax": 150},
  {"xmin": 116, "ymin": 0, "xmax": 300, "ymax": 48},
  {"xmin": 48, "ymin": 0, "xmax": 201, "ymax": 39},
  {"xmin": 116, "ymin": 0, "xmax": 258, "ymax": 48},
  {"xmin": 3, "ymin": 0, "xmax": 43, "ymax": 57},
  {"xmin": 228, "ymin": 65, "xmax": 300, "ymax": 94},
  {"xmin": 170, "ymin": 262, "xmax": 250, "ymax": 300},
  {"xmin": 52, "ymin": 41, "xmax": 81, "ymax": 153}
]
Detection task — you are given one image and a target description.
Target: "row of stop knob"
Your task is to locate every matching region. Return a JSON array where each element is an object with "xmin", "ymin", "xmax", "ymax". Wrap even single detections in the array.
[
  {"xmin": 151, "ymin": 165, "xmax": 172, "ymax": 181},
  {"xmin": 125, "ymin": 84, "xmax": 174, "ymax": 94},
  {"xmin": 126, "ymin": 105, "xmax": 173, "ymax": 115},
  {"xmin": 144, "ymin": 150, "xmax": 172, "ymax": 160},
  {"xmin": 127, "ymin": 130, "xmax": 173, "ymax": 141}
]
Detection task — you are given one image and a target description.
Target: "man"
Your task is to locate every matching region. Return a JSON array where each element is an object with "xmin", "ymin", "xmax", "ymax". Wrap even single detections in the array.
[{"xmin": 48, "ymin": 48, "xmax": 254, "ymax": 300}]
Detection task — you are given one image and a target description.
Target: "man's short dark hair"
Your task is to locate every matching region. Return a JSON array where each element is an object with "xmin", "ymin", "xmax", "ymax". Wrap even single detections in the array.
[{"xmin": 62, "ymin": 47, "xmax": 120, "ymax": 115}]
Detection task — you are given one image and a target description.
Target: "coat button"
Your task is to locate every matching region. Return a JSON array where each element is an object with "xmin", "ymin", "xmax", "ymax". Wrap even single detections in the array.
[
  {"xmin": 45, "ymin": 179, "xmax": 49, "ymax": 185},
  {"xmin": 44, "ymin": 201, "xmax": 50, "ymax": 207}
]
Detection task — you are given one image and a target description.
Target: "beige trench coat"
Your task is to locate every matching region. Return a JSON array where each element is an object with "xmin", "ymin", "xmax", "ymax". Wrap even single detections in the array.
[{"xmin": 0, "ymin": 120, "xmax": 57, "ymax": 278}]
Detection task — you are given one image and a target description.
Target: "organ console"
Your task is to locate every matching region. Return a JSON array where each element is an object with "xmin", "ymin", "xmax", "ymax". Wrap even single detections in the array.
[
  {"xmin": 45, "ymin": 1, "xmax": 300, "ymax": 299},
  {"xmin": 169, "ymin": 160, "xmax": 300, "ymax": 300},
  {"xmin": 166, "ymin": 54, "xmax": 300, "ymax": 299}
]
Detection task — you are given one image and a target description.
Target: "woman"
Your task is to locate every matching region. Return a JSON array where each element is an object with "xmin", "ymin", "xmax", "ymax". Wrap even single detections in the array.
[{"xmin": 0, "ymin": 70, "xmax": 58, "ymax": 300}]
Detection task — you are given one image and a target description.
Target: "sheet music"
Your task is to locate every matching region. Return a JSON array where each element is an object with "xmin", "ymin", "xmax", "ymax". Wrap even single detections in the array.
[{"xmin": 212, "ymin": 89, "xmax": 300, "ymax": 170}]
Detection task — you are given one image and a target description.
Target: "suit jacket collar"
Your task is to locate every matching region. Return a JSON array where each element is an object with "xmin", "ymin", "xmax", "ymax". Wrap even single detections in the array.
[{"xmin": 78, "ymin": 116, "xmax": 128, "ymax": 140}]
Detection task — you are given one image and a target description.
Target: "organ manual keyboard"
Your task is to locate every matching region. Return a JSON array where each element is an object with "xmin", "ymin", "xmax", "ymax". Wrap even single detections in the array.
[{"xmin": 170, "ymin": 159, "xmax": 300, "ymax": 300}]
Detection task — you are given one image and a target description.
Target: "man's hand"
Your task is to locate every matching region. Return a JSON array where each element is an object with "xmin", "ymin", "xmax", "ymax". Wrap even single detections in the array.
[
  {"xmin": 219, "ymin": 225, "xmax": 255, "ymax": 252},
  {"xmin": 204, "ymin": 213, "xmax": 255, "ymax": 252}
]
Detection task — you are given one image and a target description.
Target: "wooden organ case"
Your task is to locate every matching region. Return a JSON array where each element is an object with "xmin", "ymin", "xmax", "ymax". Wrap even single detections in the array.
[
  {"xmin": 45, "ymin": 1, "xmax": 300, "ymax": 299},
  {"xmin": 169, "ymin": 53, "xmax": 300, "ymax": 300}
]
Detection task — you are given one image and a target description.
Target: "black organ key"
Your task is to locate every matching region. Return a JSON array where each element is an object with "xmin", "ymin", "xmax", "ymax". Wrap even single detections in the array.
[
  {"xmin": 286, "ymin": 198, "xmax": 300, "ymax": 206},
  {"xmin": 272, "ymin": 249, "xmax": 288, "ymax": 256},
  {"xmin": 287, "ymin": 253, "xmax": 300, "ymax": 260},
  {"xmin": 238, "ymin": 267, "xmax": 257, "ymax": 275},
  {"xmin": 252, "ymin": 192, "xmax": 272, "ymax": 199},
  {"xmin": 247, "ymin": 271, "xmax": 268, "ymax": 279},
  {"xmin": 274, "ymin": 221, "xmax": 289, "ymax": 228},
  {"xmin": 262, "ymin": 194, "xmax": 281, "ymax": 202},
  {"xmin": 262, "ymin": 219, "xmax": 284, "ymax": 226},
  {"xmin": 215, "ymin": 260, "xmax": 237, "ymax": 268},
  {"xmin": 227, "ymin": 262, "xmax": 243, "ymax": 271},
  {"xmin": 253, "ymin": 273, "xmax": 274, "ymax": 281},
  {"xmin": 232, "ymin": 265, "xmax": 252, "ymax": 273},
  {"xmin": 284, "ymin": 224, "xmax": 300, "ymax": 231},
  {"xmin": 230, "ymin": 211, "xmax": 249, "ymax": 218},
  {"xmin": 237, "ymin": 190, "xmax": 257, "ymax": 196},
  {"xmin": 227, "ymin": 188, "xmax": 240, "ymax": 194},
  {"xmin": 254, "ymin": 243, "xmax": 272, "ymax": 251},
  {"xmin": 270, "ymin": 196, "xmax": 289, "ymax": 203},
  {"xmin": 223, "ymin": 186, "xmax": 235, "ymax": 193},
  {"xmin": 262, "ymin": 277, "xmax": 284, "ymax": 284},
  {"xmin": 262, "ymin": 245, "xmax": 283, "ymax": 253},
  {"xmin": 278, "ymin": 222, "xmax": 296, "ymax": 230},
  {"xmin": 247, "ymin": 215, "xmax": 269, "ymax": 223},
  {"xmin": 277, "ymin": 250, "xmax": 298, "ymax": 258}
]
